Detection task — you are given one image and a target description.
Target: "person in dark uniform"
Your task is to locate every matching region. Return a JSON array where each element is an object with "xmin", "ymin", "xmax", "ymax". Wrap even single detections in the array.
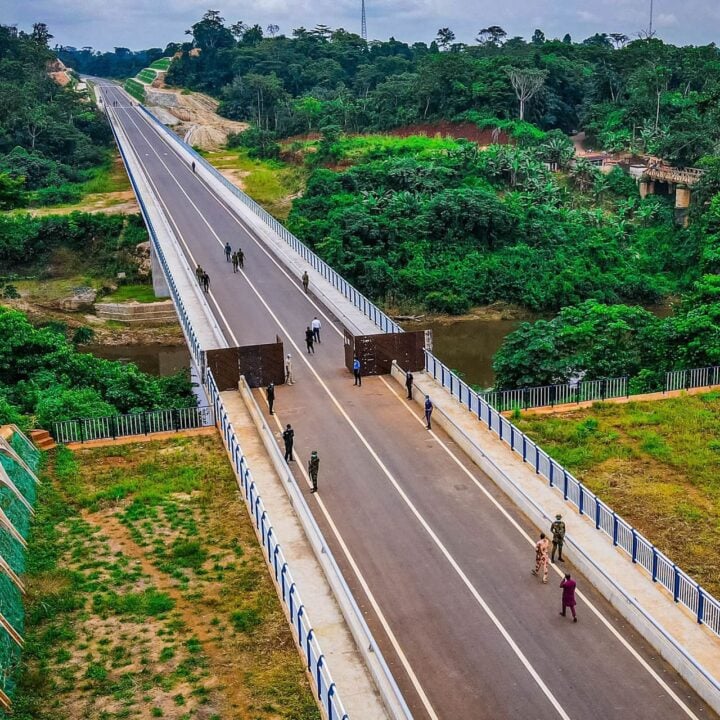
[
  {"xmin": 195, "ymin": 264, "xmax": 203, "ymax": 283},
  {"xmin": 237, "ymin": 248, "xmax": 244, "ymax": 268},
  {"xmin": 266, "ymin": 382, "xmax": 275, "ymax": 415},
  {"xmin": 283, "ymin": 424, "xmax": 294, "ymax": 462},
  {"xmin": 551, "ymin": 514, "xmax": 566, "ymax": 563},
  {"xmin": 224, "ymin": 242, "xmax": 232, "ymax": 262},
  {"xmin": 305, "ymin": 326, "xmax": 315, "ymax": 354},
  {"xmin": 308, "ymin": 450, "xmax": 319, "ymax": 493},
  {"xmin": 302, "ymin": 271, "xmax": 309, "ymax": 293},
  {"xmin": 232, "ymin": 252, "xmax": 239, "ymax": 273},
  {"xmin": 353, "ymin": 356, "xmax": 361, "ymax": 386},
  {"xmin": 202, "ymin": 271, "xmax": 210, "ymax": 293},
  {"xmin": 424, "ymin": 395, "xmax": 433, "ymax": 429},
  {"xmin": 405, "ymin": 371, "xmax": 414, "ymax": 399},
  {"xmin": 191, "ymin": 160, "xmax": 196, "ymax": 173}
]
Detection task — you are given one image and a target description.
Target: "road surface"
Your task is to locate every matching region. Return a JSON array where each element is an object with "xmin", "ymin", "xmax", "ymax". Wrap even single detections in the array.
[{"xmin": 98, "ymin": 83, "xmax": 716, "ymax": 720}]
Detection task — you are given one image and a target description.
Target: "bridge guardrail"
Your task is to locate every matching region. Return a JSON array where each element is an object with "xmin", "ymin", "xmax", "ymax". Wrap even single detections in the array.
[
  {"xmin": 105, "ymin": 91, "xmax": 404, "ymax": 719},
  {"xmin": 52, "ymin": 406, "xmax": 214, "ymax": 444},
  {"xmin": 206, "ymin": 370, "xmax": 348, "ymax": 720},
  {"xmin": 423, "ymin": 350, "xmax": 720, "ymax": 637},
  {"xmin": 138, "ymin": 106, "xmax": 402, "ymax": 336}
]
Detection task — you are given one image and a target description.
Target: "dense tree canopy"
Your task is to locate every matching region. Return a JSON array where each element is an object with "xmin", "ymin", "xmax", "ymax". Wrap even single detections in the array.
[
  {"xmin": 0, "ymin": 24, "xmax": 112, "ymax": 202},
  {"xmin": 132, "ymin": 12, "xmax": 720, "ymax": 164},
  {"xmin": 0, "ymin": 307, "xmax": 195, "ymax": 428}
]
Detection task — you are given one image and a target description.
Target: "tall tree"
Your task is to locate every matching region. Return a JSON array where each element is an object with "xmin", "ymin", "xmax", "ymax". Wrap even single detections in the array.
[
  {"xmin": 505, "ymin": 67, "xmax": 547, "ymax": 120},
  {"xmin": 435, "ymin": 28, "xmax": 455, "ymax": 51}
]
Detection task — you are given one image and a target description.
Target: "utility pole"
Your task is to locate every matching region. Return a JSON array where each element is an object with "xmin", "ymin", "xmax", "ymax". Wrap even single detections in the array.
[
  {"xmin": 649, "ymin": 0, "xmax": 654, "ymax": 38},
  {"xmin": 361, "ymin": 0, "xmax": 367, "ymax": 41}
]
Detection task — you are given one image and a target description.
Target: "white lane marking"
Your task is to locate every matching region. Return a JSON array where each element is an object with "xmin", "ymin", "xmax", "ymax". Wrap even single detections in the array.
[
  {"xmin": 113, "ymin": 105, "xmax": 240, "ymax": 346},
  {"xmin": 233, "ymin": 269, "xmax": 572, "ymax": 720},
  {"xmin": 377, "ymin": 376, "xmax": 703, "ymax": 720},
  {"xmin": 128, "ymin": 106, "xmax": 348, "ymax": 342},
  {"xmin": 259, "ymin": 394, "xmax": 440, "ymax": 720},
  {"xmin": 113, "ymin": 97, "xmax": 699, "ymax": 720}
]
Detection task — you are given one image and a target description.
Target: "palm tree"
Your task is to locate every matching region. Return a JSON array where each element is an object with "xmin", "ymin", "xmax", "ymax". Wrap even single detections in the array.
[{"xmin": 569, "ymin": 158, "xmax": 597, "ymax": 193}]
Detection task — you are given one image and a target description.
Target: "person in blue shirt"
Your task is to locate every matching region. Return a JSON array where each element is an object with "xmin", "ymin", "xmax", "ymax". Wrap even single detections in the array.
[
  {"xmin": 353, "ymin": 356, "xmax": 362, "ymax": 386},
  {"xmin": 224, "ymin": 242, "xmax": 232, "ymax": 262}
]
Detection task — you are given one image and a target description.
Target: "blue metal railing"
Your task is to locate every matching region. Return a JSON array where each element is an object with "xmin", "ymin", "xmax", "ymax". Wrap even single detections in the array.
[
  {"xmin": 424, "ymin": 350, "xmax": 720, "ymax": 637},
  {"xmin": 206, "ymin": 370, "xmax": 348, "ymax": 720},
  {"xmin": 139, "ymin": 106, "xmax": 402, "ymax": 335}
]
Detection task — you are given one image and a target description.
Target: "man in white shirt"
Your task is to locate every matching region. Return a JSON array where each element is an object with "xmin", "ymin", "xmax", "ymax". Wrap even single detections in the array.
[{"xmin": 311, "ymin": 317, "xmax": 321, "ymax": 344}]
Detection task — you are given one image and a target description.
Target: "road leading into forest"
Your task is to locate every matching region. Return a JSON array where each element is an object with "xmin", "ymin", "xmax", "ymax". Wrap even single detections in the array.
[{"xmin": 98, "ymin": 82, "xmax": 716, "ymax": 720}]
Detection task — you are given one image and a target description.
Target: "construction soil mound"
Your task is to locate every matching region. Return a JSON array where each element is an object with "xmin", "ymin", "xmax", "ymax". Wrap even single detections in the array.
[{"xmin": 144, "ymin": 85, "xmax": 247, "ymax": 151}]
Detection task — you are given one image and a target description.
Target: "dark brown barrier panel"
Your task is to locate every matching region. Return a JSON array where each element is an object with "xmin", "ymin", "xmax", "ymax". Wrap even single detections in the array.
[
  {"xmin": 344, "ymin": 330, "xmax": 426, "ymax": 376},
  {"xmin": 206, "ymin": 348, "xmax": 240, "ymax": 391},
  {"xmin": 206, "ymin": 339, "xmax": 285, "ymax": 391}
]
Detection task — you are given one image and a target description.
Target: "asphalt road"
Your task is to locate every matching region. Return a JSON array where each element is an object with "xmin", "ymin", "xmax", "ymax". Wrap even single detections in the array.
[{"xmin": 98, "ymin": 83, "xmax": 717, "ymax": 720}]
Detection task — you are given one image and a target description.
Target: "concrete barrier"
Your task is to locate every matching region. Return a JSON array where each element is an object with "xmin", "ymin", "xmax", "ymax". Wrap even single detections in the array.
[{"xmin": 95, "ymin": 301, "xmax": 178, "ymax": 324}]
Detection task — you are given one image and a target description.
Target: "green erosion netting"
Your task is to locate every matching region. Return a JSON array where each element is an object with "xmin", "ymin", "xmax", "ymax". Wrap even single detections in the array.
[
  {"xmin": 0, "ymin": 576, "xmax": 23, "ymax": 637},
  {"xmin": 0, "ymin": 429, "xmax": 40, "ymax": 709},
  {"xmin": 0, "ymin": 628, "xmax": 21, "ymax": 703},
  {"xmin": 0, "ymin": 448, "xmax": 38, "ymax": 507},
  {"xmin": 9, "ymin": 433, "xmax": 41, "ymax": 474}
]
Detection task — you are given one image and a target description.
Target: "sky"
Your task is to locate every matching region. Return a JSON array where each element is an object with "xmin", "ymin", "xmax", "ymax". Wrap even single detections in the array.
[{"xmin": 5, "ymin": 0, "xmax": 720, "ymax": 52}]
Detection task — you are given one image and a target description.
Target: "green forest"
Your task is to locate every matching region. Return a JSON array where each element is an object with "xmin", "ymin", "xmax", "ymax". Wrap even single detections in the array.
[
  {"xmin": 16, "ymin": 13, "xmax": 720, "ymax": 390},
  {"xmin": 0, "ymin": 24, "xmax": 112, "ymax": 208}
]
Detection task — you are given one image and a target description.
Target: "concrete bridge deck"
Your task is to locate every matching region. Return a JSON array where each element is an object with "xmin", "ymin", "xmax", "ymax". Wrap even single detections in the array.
[{"xmin": 97, "ymin": 82, "xmax": 718, "ymax": 720}]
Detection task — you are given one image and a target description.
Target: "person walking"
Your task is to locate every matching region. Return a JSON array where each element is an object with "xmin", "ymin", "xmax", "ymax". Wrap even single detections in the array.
[
  {"xmin": 353, "ymin": 356, "xmax": 362, "ymax": 386},
  {"xmin": 308, "ymin": 450, "xmax": 319, "ymax": 493},
  {"xmin": 311, "ymin": 316, "xmax": 321, "ymax": 343},
  {"xmin": 237, "ymin": 248, "xmax": 244, "ymax": 269},
  {"xmin": 224, "ymin": 242, "xmax": 232, "ymax": 262},
  {"xmin": 405, "ymin": 371, "xmax": 414, "ymax": 399},
  {"xmin": 266, "ymin": 381, "xmax": 275, "ymax": 415},
  {"xmin": 305, "ymin": 327, "xmax": 315, "ymax": 354},
  {"xmin": 302, "ymin": 270, "xmax": 309, "ymax": 293},
  {"xmin": 282, "ymin": 424, "xmax": 294, "ymax": 462},
  {"xmin": 559, "ymin": 573, "xmax": 578, "ymax": 622},
  {"xmin": 232, "ymin": 252, "xmax": 239, "ymax": 273},
  {"xmin": 285, "ymin": 354, "xmax": 294, "ymax": 385},
  {"xmin": 532, "ymin": 532, "xmax": 550, "ymax": 584},
  {"xmin": 424, "ymin": 395, "xmax": 433, "ymax": 429},
  {"xmin": 191, "ymin": 160, "xmax": 196, "ymax": 173},
  {"xmin": 551, "ymin": 513, "xmax": 566, "ymax": 563},
  {"xmin": 202, "ymin": 271, "xmax": 210, "ymax": 293},
  {"xmin": 195, "ymin": 264, "xmax": 203, "ymax": 283}
]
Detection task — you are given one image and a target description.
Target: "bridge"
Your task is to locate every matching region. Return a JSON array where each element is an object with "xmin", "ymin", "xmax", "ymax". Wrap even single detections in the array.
[{"xmin": 95, "ymin": 82, "xmax": 720, "ymax": 720}]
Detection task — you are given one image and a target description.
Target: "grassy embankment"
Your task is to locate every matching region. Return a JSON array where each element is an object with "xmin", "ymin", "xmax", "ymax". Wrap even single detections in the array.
[
  {"xmin": 515, "ymin": 392, "xmax": 720, "ymax": 596},
  {"xmin": 13, "ymin": 435, "xmax": 318, "ymax": 720},
  {"xmin": 201, "ymin": 133, "xmax": 457, "ymax": 221},
  {"xmin": 200, "ymin": 148, "xmax": 307, "ymax": 221}
]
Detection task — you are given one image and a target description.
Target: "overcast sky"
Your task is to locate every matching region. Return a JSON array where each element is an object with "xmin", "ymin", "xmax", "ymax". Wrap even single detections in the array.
[{"xmin": 5, "ymin": 0, "xmax": 720, "ymax": 52}]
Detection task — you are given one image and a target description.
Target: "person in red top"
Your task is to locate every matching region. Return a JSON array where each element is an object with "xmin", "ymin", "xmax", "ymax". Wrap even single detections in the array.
[{"xmin": 559, "ymin": 573, "xmax": 578, "ymax": 622}]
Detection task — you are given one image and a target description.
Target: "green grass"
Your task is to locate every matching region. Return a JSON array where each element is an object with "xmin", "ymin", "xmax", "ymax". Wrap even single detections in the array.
[
  {"xmin": 136, "ymin": 69, "xmax": 157, "ymax": 85},
  {"xmin": 12, "ymin": 437, "xmax": 319, "ymax": 719},
  {"xmin": 149, "ymin": 58, "xmax": 172, "ymax": 71},
  {"xmin": 102, "ymin": 284, "xmax": 158, "ymax": 304},
  {"xmin": 515, "ymin": 391, "xmax": 720, "ymax": 595},
  {"xmin": 201, "ymin": 148, "xmax": 306, "ymax": 221},
  {"xmin": 124, "ymin": 78, "xmax": 146, "ymax": 103}
]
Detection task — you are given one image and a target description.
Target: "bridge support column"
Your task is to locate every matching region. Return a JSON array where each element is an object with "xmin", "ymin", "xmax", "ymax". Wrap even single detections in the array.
[
  {"xmin": 675, "ymin": 183, "xmax": 691, "ymax": 228},
  {"xmin": 639, "ymin": 178, "xmax": 651, "ymax": 198},
  {"xmin": 150, "ymin": 241, "xmax": 171, "ymax": 298}
]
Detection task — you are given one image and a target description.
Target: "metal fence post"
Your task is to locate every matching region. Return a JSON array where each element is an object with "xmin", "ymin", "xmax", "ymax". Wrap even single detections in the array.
[
  {"xmin": 698, "ymin": 589, "xmax": 705, "ymax": 624},
  {"xmin": 652, "ymin": 548, "xmax": 658, "ymax": 581},
  {"xmin": 631, "ymin": 528, "xmax": 638, "ymax": 562},
  {"xmin": 595, "ymin": 500, "xmax": 601, "ymax": 529},
  {"xmin": 578, "ymin": 484, "xmax": 584, "ymax": 515},
  {"xmin": 673, "ymin": 566, "xmax": 680, "ymax": 602},
  {"xmin": 79, "ymin": 418, "xmax": 85, "ymax": 444},
  {"xmin": 563, "ymin": 470, "xmax": 569, "ymax": 500},
  {"xmin": 612, "ymin": 514, "xmax": 619, "ymax": 546}
]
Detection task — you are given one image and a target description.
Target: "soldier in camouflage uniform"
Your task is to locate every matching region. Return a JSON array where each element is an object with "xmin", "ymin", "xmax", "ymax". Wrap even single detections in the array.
[
  {"xmin": 308, "ymin": 450, "xmax": 319, "ymax": 493},
  {"xmin": 551, "ymin": 513, "xmax": 566, "ymax": 563}
]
